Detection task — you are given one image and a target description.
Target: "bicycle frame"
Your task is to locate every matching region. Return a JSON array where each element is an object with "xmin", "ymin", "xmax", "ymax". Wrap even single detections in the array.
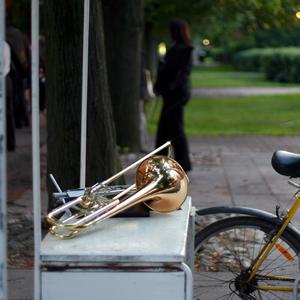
[
  {"xmin": 196, "ymin": 192, "xmax": 300, "ymax": 294},
  {"xmin": 246, "ymin": 193, "xmax": 300, "ymax": 292}
]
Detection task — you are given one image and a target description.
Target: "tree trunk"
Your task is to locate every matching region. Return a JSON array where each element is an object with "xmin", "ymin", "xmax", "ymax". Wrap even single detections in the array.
[
  {"xmin": 102, "ymin": 0, "xmax": 144, "ymax": 151},
  {"xmin": 45, "ymin": 0, "xmax": 120, "ymax": 209}
]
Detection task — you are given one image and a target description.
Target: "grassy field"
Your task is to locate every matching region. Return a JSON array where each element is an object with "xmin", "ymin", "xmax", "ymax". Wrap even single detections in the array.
[
  {"xmin": 191, "ymin": 65, "xmax": 300, "ymax": 88},
  {"xmin": 147, "ymin": 65, "xmax": 300, "ymax": 136},
  {"xmin": 147, "ymin": 94, "xmax": 300, "ymax": 136}
]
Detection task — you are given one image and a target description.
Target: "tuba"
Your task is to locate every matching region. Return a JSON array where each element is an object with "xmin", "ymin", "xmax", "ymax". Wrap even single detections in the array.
[{"xmin": 47, "ymin": 141, "xmax": 189, "ymax": 239}]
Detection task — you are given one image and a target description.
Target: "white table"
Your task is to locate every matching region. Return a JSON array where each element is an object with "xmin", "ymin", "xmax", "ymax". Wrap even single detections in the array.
[{"xmin": 41, "ymin": 197, "xmax": 193, "ymax": 300}]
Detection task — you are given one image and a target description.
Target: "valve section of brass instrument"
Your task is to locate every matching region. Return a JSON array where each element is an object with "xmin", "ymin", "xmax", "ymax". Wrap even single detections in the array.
[{"xmin": 47, "ymin": 141, "xmax": 189, "ymax": 239}]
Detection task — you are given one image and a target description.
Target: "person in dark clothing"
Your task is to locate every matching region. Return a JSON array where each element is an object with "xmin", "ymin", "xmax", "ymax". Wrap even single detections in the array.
[
  {"xmin": 6, "ymin": 24, "xmax": 30, "ymax": 128},
  {"xmin": 6, "ymin": 75, "xmax": 15, "ymax": 151},
  {"xmin": 154, "ymin": 19, "xmax": 193, "ymax": 172},
  {"xmin": 39, "ymin": 63, "xmax": 46, "ymax": 112},
  {"xmin": 4, "ymin": 41, "xmax": 16, "ymax": 151}
]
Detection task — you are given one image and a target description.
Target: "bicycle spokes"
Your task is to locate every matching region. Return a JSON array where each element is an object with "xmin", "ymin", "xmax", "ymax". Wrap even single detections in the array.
[{"xmin": 194, "ymin": 216, "xmax": 300, "ymax": 299}]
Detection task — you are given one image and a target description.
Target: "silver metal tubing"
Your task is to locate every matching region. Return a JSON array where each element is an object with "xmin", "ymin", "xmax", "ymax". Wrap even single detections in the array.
[
  {"xmin": 31, "ymin": 1, "xmax": 41, "ymax": 299},
  {"xmin": 293, "ymin": 276, "xmax": 300, "ymax": 300},
  {"xmin": 49, "ymin": 174, "xmax": 63, "ymax": 193},
  {"xmin": 181, "ymin": 262, "xmax": 193, "ymax": 300},
  {"xmin": 79, "ymin": 0, "xmax": 90, "ymax": 188},
  {"xmin": 0, "ymin": 0, "xmax": 7, "ymax": 298}
]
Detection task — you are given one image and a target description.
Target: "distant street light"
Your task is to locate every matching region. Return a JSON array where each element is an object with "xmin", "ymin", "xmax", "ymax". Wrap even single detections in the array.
[
  {"xmin": 296, "ymin": 11, "xmax": 300, "ymax": 19},
  {"xmin": 158, "ymin": 42, "xmax": 166, "ymax": 56},
  {"xmin": 202, "ymin": 39, "xmax": 210, "ymax": 46}
]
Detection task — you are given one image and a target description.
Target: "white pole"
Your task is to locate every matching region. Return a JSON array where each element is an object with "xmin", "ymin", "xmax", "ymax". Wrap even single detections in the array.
[
  {"xmin": 0, "ymin": 0, "xmax": 7, "ymax": 298},
  {"xmin": 31, "ymin": 0, "xmax": 41, "ymax": 299},
  {"xmin": 80, "ymin": 0, "xmax": 90, "ymax": 188}
]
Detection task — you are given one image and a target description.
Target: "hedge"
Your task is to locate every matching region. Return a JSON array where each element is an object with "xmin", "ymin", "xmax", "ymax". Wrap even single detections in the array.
[{"xmin": 233, "ymin": 47, "xmax": 300, "ymax": 83}]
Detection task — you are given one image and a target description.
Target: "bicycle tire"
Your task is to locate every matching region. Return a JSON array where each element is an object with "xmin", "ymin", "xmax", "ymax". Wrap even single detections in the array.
[{"xmin": 194, "ymin": 216, "xmax": 300, "ymax": 300}]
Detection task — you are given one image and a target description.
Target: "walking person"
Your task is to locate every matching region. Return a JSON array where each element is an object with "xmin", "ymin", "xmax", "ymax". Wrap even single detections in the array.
[{"xmin": 154, "ymin": 19, "xmax": 193, "ymax": 172}]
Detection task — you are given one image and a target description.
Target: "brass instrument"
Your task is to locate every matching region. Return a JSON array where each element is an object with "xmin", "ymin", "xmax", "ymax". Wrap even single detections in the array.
[{"xmin": 47, "ymin": 141, "xmax": 189, "ymax": 239}]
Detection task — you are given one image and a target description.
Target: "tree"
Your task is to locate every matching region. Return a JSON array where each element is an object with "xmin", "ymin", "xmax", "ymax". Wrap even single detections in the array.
[
  {"xmin": 144, "ymin": 0, "xmax": 300, "ymax": 63},
  {"xmin": 45, "ymin": 0, "xmax": 120, "ymax": 209},
  {"xmin": 102, "ymin": 0, "xmax": 144, "ymax": 151},
  {"xmin": 146, "ymin": 0, "xmax": 300, "ymax": 39}
]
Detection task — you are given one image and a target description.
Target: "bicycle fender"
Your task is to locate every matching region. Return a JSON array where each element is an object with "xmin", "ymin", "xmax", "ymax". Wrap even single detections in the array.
[{"xmin": 196, "ymin": 206, "xmax": 300, "ymax": 241}]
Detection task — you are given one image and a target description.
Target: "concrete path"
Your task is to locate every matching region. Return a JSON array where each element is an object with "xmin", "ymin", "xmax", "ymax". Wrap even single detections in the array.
[
  {"xmin": 188, "ymin": 136, "xmax": 300, "ymax": 226},
  {"xmin": 192, "ymin": 87, "xmax": 300, "ymax": 97}
]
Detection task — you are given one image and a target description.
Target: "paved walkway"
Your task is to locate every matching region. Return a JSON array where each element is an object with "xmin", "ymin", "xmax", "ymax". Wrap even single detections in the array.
[{"xmin": 189, "ymin": 136, "xmax": 300, "ymax": 221}]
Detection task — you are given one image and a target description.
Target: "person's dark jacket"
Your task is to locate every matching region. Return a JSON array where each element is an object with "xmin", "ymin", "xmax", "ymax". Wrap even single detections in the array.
[{"xmin": 154, "ymin": 43, "xmax": 193, "ymax": 103}]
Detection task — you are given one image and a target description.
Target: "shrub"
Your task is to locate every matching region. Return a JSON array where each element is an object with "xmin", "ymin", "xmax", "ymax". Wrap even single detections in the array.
[
  {"xmin": 264, "ymin": 48, "xmax": 300, "ymax": 83},
  {"xmin": 233, "ymin": 48, "xmax": 274, "ymax": 72},
  {"xmin": 234, "ymin": 47, "xmax": 300, "ymax": 83},
  {"xmin": 209, "ymin": 47, "xmax": 223, "ymax": 62}
]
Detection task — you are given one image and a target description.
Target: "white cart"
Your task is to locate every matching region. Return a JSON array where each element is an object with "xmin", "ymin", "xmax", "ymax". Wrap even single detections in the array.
[{"xmin": 41, "ymin": 197, "xmax": 194, "ymax": 300}]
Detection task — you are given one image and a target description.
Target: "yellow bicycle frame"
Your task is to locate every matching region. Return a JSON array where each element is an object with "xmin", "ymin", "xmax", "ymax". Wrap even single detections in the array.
[{"xmin": 247, "ymin": 193, "xmax": 300, "ymax": 292}]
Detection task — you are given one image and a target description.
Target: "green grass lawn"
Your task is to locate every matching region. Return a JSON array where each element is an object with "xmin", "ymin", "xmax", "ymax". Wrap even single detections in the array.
[
  {"xmin": 191, "ymin": 65, "xmax": 300, "ymax": 88},
  {"xmin": 147, "ymin": 94, "xmax": 300, "ymax": 136}
]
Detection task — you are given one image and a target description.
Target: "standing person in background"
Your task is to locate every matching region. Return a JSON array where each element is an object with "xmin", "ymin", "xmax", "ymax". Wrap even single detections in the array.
[
  {"xmin": 154, "ymin": 18, "xmax": 193, "ymax": 172},
  {"xmin": 6, "ymin": 20, "xmax": 30, "ymax": 128},
  {"xmin": 4, "ymin": 41, "xmax": 16, "ymax": 151}
]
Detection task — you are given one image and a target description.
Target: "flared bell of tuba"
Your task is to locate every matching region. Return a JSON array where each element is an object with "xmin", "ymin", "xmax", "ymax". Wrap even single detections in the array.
[{"xmin": 47, "ymin": 141, "xmax": 189, "ymax": 239}]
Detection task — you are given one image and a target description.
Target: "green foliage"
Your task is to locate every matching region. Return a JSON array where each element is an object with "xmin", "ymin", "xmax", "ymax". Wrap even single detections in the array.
[
  {"xmin": 209, "ymin": 48, "xmax": 228, "ymax": 63},
  {"xmin": 7, "ymin": 0, "xmax": 30, "ymax": 34},
  {"xmin": 233, "ymin": 48, "xmax": 275, "ymax": 71},
  {"xmin": 234, "ymin": 47, "xmax": 300, "ymax": 82},
  {"xmin": 145, "ymin": 0, "xmax": 211, "ymax": 41},
  {"xmin": 145, "ymin": 0, "xmax": 300, "ymax": 58},
  {"xmin": 254, "ymin": 29, "xmax": 300, "ymax": 48},
  {"xmin": 264, "ymin": 49, "xmax": 300, "ymax": 82}
]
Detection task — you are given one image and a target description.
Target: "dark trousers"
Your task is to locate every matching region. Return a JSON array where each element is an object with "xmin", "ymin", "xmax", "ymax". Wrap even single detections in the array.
[
  {"xmin": 13, "ymin": 78, "xmax": 29, "ymax": 128},
  {"xmin": 6, "ymin": 76, "xmax": 16, "ymax": 151},
  {"xmin": 155, "ymin": 92, "xmax": 191, "ymax": 172}
]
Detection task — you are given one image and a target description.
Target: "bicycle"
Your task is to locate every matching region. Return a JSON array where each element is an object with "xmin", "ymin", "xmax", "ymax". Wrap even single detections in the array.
[{"xmin": 194, "ymin": 150, "xmax": 300, "ymax": 300}]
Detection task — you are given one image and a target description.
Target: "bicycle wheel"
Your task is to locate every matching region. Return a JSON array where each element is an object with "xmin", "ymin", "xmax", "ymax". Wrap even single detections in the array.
[{"xmin": 194, "ymin": 216, "xmax": 300, "ymax": 300}]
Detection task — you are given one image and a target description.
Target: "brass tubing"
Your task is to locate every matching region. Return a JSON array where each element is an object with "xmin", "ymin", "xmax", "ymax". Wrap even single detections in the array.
[
  {"xmin": 48, "ymin": 142, "xmax": 172, "ymax": 228},
  {"xmin": 84, "ymin": 179, "xmax": 160, "ymax": 228},
  {"xmin": 91, "ymin": 141, "xmax": 172, "ymax": 193},
  {"xmin": 73, "ymin": 199, "xmax": 120, "ymax": 226},
  {"xmin": 47, "ymin": 143, "xmax": 188, "ymax": 239}
]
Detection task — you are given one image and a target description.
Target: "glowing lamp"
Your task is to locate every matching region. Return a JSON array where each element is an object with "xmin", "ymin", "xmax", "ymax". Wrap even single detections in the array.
[
  {"xmin": 202, "ymin": 39, "xmax": 210, "ymax": 46},
  {"xmin": 158, "ymin": 43, "xmax": 167, "ymax": 56}
]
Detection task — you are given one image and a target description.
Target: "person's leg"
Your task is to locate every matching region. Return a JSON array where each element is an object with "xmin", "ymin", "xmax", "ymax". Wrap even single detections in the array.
[
  {"xmin": 173, "ymin": 134, "xmax": 191, "ymax": 172},
  {"xmin": 6, "ymin": 77, "xmax": 16, "ymax": 151},
  {"xmin": 166, "ymin": 98, "xmax": 191, "ymax": 172},
  {"xmin": 19, "ymin": 81, "xmax": 29, "ymax": 126},
  {"xmin": 155, "ymin": 102, "xmax": 170, "ymax": 156}
]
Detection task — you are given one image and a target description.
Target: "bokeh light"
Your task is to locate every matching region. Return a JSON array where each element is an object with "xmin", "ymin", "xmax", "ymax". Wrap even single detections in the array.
[
  {"xmin": 158, "ymin": 43, "xmax": 167, "ymax": 56},
  {"xmin": 202, "ymin": 39, "xmax": 210, "ymax": 46}
]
